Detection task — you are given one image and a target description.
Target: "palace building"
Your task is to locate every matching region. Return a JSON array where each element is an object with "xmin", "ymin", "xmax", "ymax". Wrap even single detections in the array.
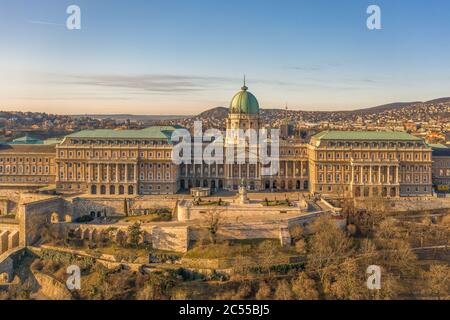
[
  {"xmin": 308, "ymin": 131, "xmax": 433, "ymax": 198},
  {"xmin": 0, "ymin": 83, "xmax": 435, "ymax": 198},
  {"xmin": 0, "ymin": 144, "xmax": 57, "ymax": 189},
  {"xmin": 55, "ymin": 126, "xmax": 182, "ymax": 195}
]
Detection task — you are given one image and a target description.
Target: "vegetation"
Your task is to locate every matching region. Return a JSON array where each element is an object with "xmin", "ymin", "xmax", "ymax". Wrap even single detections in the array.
[
  {"xmin": 193, "ymin": 198, "xmax": 226, "ymax": 206},
  {"xmin": 75, "ymin": 215, "xmax": 94, "ymax": 223},
  {"xmin": 3, "ymin": 203, "xmax": 449, "ymax": 300},
  {"xmin": 261, "ymin": 199, "xmax": 292, "ymax": 207}
]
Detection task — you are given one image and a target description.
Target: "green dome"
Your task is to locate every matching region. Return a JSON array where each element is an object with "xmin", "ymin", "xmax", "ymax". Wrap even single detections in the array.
[{"xmin": 230, "ymin": 85, "xmax": 260, "ymax": 114}]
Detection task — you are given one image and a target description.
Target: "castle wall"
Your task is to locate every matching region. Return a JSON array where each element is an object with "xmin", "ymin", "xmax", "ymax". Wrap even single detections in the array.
[
  {"xmin": 18, "ymin": 195, "xmax": 65, "ymax": 246},
  {"xmin": 71, "ymin": 197, "xmax": 177, "ymax": 217}
]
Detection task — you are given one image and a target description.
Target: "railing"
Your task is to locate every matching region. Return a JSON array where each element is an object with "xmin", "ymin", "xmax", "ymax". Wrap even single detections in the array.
[{"xmin": 0, "ymin": 217, "xmax": 19, "ymax": 225}]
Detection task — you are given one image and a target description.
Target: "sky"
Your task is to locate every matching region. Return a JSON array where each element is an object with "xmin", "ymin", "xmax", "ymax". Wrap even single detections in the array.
[{"xmin": 0, "ymin": 0, "xmax": 449, "ymax": 115}]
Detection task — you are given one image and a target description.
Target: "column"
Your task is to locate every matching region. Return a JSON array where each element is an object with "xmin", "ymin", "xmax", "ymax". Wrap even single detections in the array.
[
  {"xmin": 378, "ymin": 166, "xmax": 381, "ymax": 184},
  {"xmin": 125, "ymin": 164, "xmax": 129, "ymax": 182},
  {"xmin": 387, "ymin": 166, "xmax": 390, "ymax": 184},
  {"xmin": 134, "ymin": 164, "xmax": 138, "ymax": 182},
  {"xmin": 285, "ymin": 161, "xmax": 288, "ymax": 178},
  {"xmin": 116, "ymin": 164, "xmax": 119, "ymax": 182}
]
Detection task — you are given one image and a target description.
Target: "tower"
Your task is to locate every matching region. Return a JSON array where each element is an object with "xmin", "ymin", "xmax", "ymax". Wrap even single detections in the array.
[{"xmin": 224, "ymin": 80, "xmax": 262, "ymax": 191}]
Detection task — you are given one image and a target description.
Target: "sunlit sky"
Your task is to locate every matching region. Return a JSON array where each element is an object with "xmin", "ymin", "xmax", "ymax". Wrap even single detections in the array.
[{"xmin": 0, "ymin": 0, "xmax": 449, "ymax": 115}]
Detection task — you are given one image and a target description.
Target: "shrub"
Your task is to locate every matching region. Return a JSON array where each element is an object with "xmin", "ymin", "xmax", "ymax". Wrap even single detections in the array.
[{"xmin": 75, "ymin": 215, "xmax": 94, "ymax": 223}]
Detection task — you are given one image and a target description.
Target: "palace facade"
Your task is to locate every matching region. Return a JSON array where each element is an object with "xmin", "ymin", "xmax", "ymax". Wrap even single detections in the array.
[
  {"xmin": 0, "ymin": 144, "xmax": 57, "ymax": 189},
  {"xmin": 0, "ymin": 84, "xmax": 436, "ymax": 198}
]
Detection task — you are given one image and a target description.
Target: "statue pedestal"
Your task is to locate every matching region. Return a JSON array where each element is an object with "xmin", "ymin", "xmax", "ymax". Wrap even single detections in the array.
[{"xmin": 237, "ymin": 185, "xmax": 250, "ymax": 205}]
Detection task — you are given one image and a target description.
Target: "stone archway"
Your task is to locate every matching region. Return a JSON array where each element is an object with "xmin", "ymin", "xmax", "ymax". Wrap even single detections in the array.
[
  {"xmin": 390, "ymin": 188, "xmax": 396, "ymax": 197},
  {"xmin": 50, "ymin": 212, "xmax": 60, "ymax": 224}
]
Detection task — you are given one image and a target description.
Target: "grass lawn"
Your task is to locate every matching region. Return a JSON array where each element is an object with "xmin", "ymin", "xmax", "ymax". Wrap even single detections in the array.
[
  {"xmin": 261, "ymin": 200, "xmax": 292, "ymax": 207},
  {"xmin": 184, "ymin": 239, "xmax": 295, "ymax": 259},
  {"xmin": 193, "ymin": 201, "xmax": 226, "ymax": 206},
  {"xmin": 119, "ymin": 213, "xmax": 172, "ymax": 223}
]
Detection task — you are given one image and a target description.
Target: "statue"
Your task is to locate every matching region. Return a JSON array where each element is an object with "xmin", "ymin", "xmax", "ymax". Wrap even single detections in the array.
[{"xmin": 237, "ymin": 178, "xmax": 250, "ymax": 204}]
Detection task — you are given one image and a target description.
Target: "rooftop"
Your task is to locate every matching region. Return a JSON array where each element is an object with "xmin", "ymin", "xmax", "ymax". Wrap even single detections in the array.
[
  {"xmin": 312, "ymin": 131, "xmax": 422, "ymax": 141},
  {"xmin": 66, "ymin": 125, "xmax": 184, "ymax": 141},
  {"xmin": 0, "ymin": 144, "xmax": 56, "ymax": 154}
]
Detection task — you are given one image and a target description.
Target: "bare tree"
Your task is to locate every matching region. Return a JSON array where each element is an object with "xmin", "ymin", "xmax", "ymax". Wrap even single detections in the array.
[
  {"xmin": 292, "ymin": 272, "xmax": 320, "ymax": 300},
  {"xmin": 422, "ymin": 264, "xmax": 450, "ymax": 300},
  {"xmin": 202, "ymin": 207, "xmax": 225, "ymax": 244},
  {"xmin": 273, "ymin": 280, "xmax": 294, "ymax": 300},
  {"xmin": 306, "ymin": 216, "xmax": 354, "ymax": 283}
]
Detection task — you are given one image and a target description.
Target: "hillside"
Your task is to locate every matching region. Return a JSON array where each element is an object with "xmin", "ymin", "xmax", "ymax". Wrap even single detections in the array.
[{"xmin": 167, "ymin": 97, "xmax": 450, "ymax": 129}]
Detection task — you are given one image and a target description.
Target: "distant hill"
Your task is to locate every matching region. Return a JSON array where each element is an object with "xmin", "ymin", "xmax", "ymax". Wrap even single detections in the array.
[
  {"xmin": 171, "ymin": 96, "xmax": 450, "ymax": 129},
  {"xmin": 49, "ymin": 96, "xmax": 450, "ymax": 129},
  {"xmin": 196, "ymin": 107, "xmax": 228, "ymax": 119},
  {"xmin": 70, "ymin": 114, "xmax": 188, "ymax": 121},
  {"xmin": 425, "ymin": 97, "xmax": 450, "ymax": 104},
  {"xmin": 353, "ymin": 101, "xmax": 422, "ymax": 114}
]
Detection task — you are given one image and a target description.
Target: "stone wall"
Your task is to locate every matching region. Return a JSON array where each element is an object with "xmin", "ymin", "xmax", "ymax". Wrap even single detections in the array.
[
  {"xmin": 0, "ymin": 247, "xmax": 26, "ymax": 282},
  {"xmin": 177, "ymin": 202, "xmax": 303, "ymax": 222},
  {"xmin": 71, "ymin": 197, "xmax": 177, "ymax": 218},
  {"xmin": 189, "ymin": 221, "xmax": 281, "ymax": 242},
  {"xmin": 61, "ymin": 222, "xmax": 190, "ymax": 253},
  {"xmin": 18, "ymin": 195, "xmax": 65, "ymax": 246},
  {"xmin": 151, "ymin": 225, "xmax": 189, "ymax": 253},
  {"xmin": 0, "ymin": 190, "xmax": 22, "ymax": 215}
]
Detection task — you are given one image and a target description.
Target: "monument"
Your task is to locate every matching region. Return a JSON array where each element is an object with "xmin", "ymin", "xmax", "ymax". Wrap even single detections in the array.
[{"xmin": 237, "ymin": 179, "xmax": 250, "ymax": 205}]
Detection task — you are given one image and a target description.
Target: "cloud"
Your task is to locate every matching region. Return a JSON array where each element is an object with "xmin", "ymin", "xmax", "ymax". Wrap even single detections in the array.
[
  {"xmin": 36, "ymin": 73, "xmax": 296, "ymax": 95},
  {"xmin": 27, "ymin": 20, "xmax": 65, "ymax": 27},
  {"xmin": 285, "ymin": 65, "xmax": 322, "ymax": 71},
  {"xmin": 39, "ymin": 73, "xmax": 237, "ymax": 94}
]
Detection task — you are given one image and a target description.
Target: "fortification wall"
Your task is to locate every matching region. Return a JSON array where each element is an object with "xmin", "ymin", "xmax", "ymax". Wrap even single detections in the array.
[
  {"xmin": 0, "ymin": 189, "xmax": 22, "ymax": 215},
  {"xmin": 71, "ymin": 197, "xmax": 177, "ymax": 217},
  {"xmin": 0, "ymin": 247, "xmax": 26, "ymax": 282},
  {"xmin": 151, "ymin": 225, "xmax": 189, "ymax": 252},
  {"xmin": 189, "ymin": 221, "xmax": 282, "ymax": 242},
  {"xmin": 18, "ymin": 195, "xmax": 65, "ymax": 246},
  {"xmin": 61, "ymin": 222, "xmax": 189, "ymax": 253}
]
